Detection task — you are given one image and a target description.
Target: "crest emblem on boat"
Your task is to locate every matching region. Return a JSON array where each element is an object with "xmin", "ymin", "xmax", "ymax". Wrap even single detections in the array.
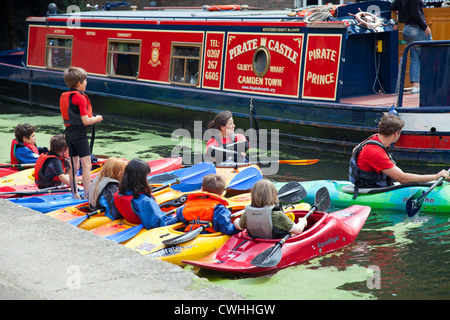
[{"xmin": 149, "ymin": 41, "xmax": 161, "ymax": 67}]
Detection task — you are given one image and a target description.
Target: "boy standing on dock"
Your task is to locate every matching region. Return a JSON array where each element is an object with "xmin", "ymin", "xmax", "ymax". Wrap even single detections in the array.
[{"xmin": 60, "ymin": 66, "xmax": 103, "ymax": 199}]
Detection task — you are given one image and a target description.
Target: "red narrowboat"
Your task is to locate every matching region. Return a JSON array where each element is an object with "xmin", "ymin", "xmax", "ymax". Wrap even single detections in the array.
[{"xmin": 0, "ymin": 1, "xmax": 449, "ymax": 163}]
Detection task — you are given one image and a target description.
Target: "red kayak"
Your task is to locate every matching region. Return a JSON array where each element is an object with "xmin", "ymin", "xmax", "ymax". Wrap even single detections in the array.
[
  {"xmin": 183, "ymin": 205, "xmax": 370, "ymax": 275},
  {"xmin": 0, "ymin": 157, "xmax": 182, "ymax": 198}
]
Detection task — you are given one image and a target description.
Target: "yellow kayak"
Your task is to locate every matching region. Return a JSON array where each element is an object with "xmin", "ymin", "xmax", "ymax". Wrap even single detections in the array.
[
  {"xmin": 124, "ymin": 202, "xmax": 311, "ymax": 266},
  {"xmin": 0, "ymin": 168, "xmax": 35, "ymax": 186},
  {"xmin": 46, "ymin": 187, "xmax": 184, "ymax": 230}
]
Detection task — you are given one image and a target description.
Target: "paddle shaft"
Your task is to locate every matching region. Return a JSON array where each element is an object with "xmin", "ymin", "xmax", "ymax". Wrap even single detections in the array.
[
  {"xmin": 0, "ymin": 163, "xmax": 35, "ymax": 168},
  {"xmin": 416, "ymin": 170, "xmax": 449, "ymax": 203}
]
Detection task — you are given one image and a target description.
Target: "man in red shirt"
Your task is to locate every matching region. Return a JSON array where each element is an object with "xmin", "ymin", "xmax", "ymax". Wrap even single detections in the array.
[{"xmin": 350, "ymin": 113, "xmax": 448, "ymax": 193}]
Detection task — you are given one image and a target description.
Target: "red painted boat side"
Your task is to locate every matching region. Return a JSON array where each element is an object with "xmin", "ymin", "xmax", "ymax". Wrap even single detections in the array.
[{"xmin": 183, "ymin": 205, "xmax": 370, "ymax": 275}]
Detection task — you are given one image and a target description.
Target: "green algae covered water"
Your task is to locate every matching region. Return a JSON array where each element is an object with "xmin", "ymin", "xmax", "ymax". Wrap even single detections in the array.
[{"xmin": 1, "ymin": 101, "xmax": 449, "ymax": 300}]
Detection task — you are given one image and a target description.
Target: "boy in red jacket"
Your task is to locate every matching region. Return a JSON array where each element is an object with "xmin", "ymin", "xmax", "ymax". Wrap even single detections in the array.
[{"xmin": 60, "ymin": 67, "xmax": 103, "ymax": 199}]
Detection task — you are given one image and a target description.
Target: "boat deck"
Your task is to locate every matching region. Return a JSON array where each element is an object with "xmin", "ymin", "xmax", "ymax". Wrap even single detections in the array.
[{"xmin": 341, "ymin": 91, "xmax": 419, "ymax": 108}]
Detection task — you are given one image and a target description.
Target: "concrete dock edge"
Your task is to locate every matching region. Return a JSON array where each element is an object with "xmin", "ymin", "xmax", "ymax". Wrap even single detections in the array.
[{"xmin": 0, "ymin": 199, "xmax": 244, "ymax": 300}]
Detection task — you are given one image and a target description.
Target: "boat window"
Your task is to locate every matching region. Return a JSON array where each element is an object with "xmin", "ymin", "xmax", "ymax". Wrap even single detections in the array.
[
  {"xmin": 45, "ymin": 36, "xmax": 72, "ymax": 70},
  {"xmin": 107, "ymin": 40, "xmax": 141, "ymax": 79},
  {"xmin": 253, "ymin": 46, "xmax": 270, "ymax": 77},
  {"xmin": 170, "ymin": 44, "xmax": 201, "ymax": 86}
]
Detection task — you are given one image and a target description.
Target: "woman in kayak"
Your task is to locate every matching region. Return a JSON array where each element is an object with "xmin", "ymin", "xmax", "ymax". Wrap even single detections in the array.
[
  {"xmin": 205, "ymin": 111, "xmax": 249, "ymax": 164},
  {"xmin": 10, "ymin": 123, "xmax": 48, "ymax": 165},
  {"xmin": 234, "ymin": 179, "xmax": 307, "ymax": 238},
  {"xmin": 34, "ymin": 134, "xmax": 71, "ymax": 189},
  {"xmin": 88, "ymin": 157, "xmax": 127, "ymax": 221},
  {"xmin": 169, "ymin": 174, "xmax": 239, "ymax": 235},
  {"xmin": 113, "ymin": 158, "xmax": 172, "ymax": 229}
]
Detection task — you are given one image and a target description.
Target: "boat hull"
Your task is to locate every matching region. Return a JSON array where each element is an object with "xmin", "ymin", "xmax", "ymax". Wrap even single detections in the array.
[
  {"xmin": 183, "ymin": 205, "xmax": 370, "ymax": 275},
  {"xmin": 124, "ymin": 202, "xmax": 311, "ymax": 265},
  {"xmin": 300, "ymin": 180, "xmax": 450, "ymax": 213}
]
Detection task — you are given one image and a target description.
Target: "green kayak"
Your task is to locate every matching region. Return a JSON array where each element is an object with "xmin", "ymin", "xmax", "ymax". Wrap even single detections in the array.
[{"xmin": 296, "ymin": 180, "xmax": 450, "ymax": 214}]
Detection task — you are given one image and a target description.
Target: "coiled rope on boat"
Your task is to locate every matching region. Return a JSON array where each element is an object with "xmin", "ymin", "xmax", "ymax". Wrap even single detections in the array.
[{"xmin": 297, "ymin": 4, "xmax": 339, "ymax": 23}]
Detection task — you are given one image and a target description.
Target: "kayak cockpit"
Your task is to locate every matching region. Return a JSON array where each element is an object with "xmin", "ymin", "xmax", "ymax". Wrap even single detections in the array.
[{"xmin": 239, "ymin": 210, "xmax": 327, "ymax": 243}]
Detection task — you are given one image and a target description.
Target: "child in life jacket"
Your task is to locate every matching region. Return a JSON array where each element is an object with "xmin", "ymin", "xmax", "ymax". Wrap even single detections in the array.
[
  {"xmin": 88, "ymin": 157, "xmax": 127, "ymax": 221},
  {"xmin": 35, "ymin": 134, "xmax": 71, "ymax": 189},
  {"xmin": 10, "ymin": 123, "xmax": 48, "ymax": 165},
  {"xmin": 60, "ymin": 66, "xmax": 103, "ymax": 200},
  {"xmin": 170, "ymin": 174, "xmax": 239, "ymax": 235},
  {"xmin": 234, "ymin": 179, "xmax": 307, "ymax": 238},
  {"xmin": 113, "ymin": 158, "xmax": 172, "ymax": 229}
]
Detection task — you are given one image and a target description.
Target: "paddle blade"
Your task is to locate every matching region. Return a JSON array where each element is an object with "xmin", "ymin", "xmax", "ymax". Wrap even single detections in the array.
[
  {"xmin": 250, "ymin": 234, "xmax": 290, "ymax": 268},
  {"xmin": 226, "ymin": 167, "xmax": 263, "ymax": 190},
  {"xmin": 104, "ymin": 224, "xmax": 144, "ymax": 243},
  {"xmin": 315, "ymin": 186, "xmax": 331, "ymax": 212},
  {"xmin": 68, "ymin": 215, "xmax": 89, "ymax": 226},
  {"xmin": 406, "ymin": 190, "xmax": 423, "ymax": 217},
  {"xmin": 278, "ymin": 181, "xmax": 306, "ymax": 204},
  {"xmin": 148, "ymin": 173, "xmax": 180, "ymax": 184},
  {"xmin": 179, "ymin": 162, "xmax": 216, "ymax": 185},
  {"xmin": 251, "ymin": 245, "xmax": 282, "ymax": 268},
  {"xmin": 279, "ymin": 159, "xmax": 319, "ymax": 166},
  {"xmin": 162, "ymin": 225, "xmax": 206, "ymax": 246}
]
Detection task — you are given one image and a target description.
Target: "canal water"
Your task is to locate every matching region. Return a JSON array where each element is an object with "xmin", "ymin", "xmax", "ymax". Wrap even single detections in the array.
[{"xmin": 1, "ymin": 100, "xmax": 449, "ymax": 300}]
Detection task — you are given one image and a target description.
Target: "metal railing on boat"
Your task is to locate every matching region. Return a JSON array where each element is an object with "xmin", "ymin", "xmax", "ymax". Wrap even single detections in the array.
[{"xmin": 396, "ymin": 40, "xmax": 450, "ymax": 108}]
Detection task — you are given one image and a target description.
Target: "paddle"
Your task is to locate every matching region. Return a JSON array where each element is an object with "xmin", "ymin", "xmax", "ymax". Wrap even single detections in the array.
[
  {"xmin": 406, "ymin": 169, "xmax": 449, "ymax": 217},
  {"xmin": 250, "ymin": 186, "xmax": 330, "ymax": 268},
  {"xmin": 104, "ymin": 224, "xmax": 144, "ymax": 243},
  {"xmin": 0, "ymin": 185, "xmax": 76, "ymax": 197},
  {"xmin": 214, "ymin": 159, "xmax": 319, "ymax": 167},
  {"xmin": 151, "ymin": 162, "xmax": 216, "ymax": 193},
  {"xmin": 102, "ymin": 207, "xmax": 180, "ymax": 243},
  {"xmin": 162, "ymin": 181, "xmax": 305, "ymax": 246},
  {"xmin": 0, "ymin": 163, "xmax": 36, "ymax": 169},
  {"xmin": 68, "ymin": 209, "xmax": 104, "ymax": 226}
]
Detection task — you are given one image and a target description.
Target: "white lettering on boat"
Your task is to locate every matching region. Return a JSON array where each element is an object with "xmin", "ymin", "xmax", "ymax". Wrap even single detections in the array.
[
  {"xmin": 306, "ymin": 71, "xmax": 335, "ymax": 85},
  {"xmin": 229, "ymin": 39, "xmax": 258, "ymax": 60},
  {"xmin": 228, "ymin": 37, "xmax": 298, "ymax": 64},
  {"xmin": 117, "ymin": 33, "xmax": 132, "ymax": 37},
  {"xmin": 268, "ymin": 39, "xmax": 298, "ymax": 64},
  {"xmin": 308, "ymin": 48, "xmax": 337, "ymax": 62}
]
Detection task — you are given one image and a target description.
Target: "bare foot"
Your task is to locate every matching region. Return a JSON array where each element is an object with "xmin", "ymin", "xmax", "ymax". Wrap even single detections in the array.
[{"xmin": 72, "ymin": 193, "xmax": 81, "ymax": 200}]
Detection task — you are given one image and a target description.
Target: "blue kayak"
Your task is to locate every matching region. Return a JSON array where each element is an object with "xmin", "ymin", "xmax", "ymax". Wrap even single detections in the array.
[{"xmin": 8, "ymin": 192, "xmax": 87, "ymax": 213}]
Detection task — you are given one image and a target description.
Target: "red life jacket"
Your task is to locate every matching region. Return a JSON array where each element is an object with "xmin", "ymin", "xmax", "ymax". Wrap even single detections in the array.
[
  {"xmin": 182, "ymin": 192, "xmax": 229, "ymax": 233},
  {"xmin": 10, "ymin": 138, "xmax": 39, "ymax": 165},
  {"xmin": 60, "ymin": 91, "xmax": 93, "ymax": 127},
  {"xmin": 34, "ymin": 153, "xmax": 67, "ymax": 188},
  {"xmin": 114, "ymin": 192, "xmax": 155, "ymax": 225}
]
